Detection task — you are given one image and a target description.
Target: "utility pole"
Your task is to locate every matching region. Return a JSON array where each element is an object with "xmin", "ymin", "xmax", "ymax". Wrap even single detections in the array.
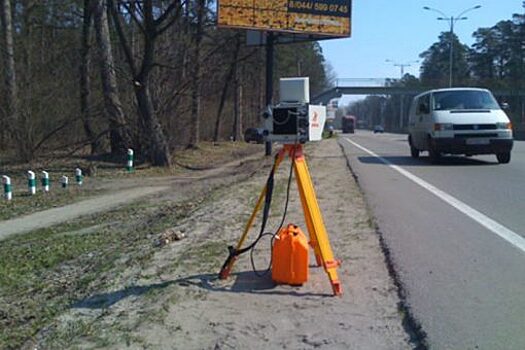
[
  {"xmin": 385, "ymin": 59, "xmax": 418, "ymax": 79},
  {"xmin": 386, "ymin": 59, "xmax": 418, "ymax": 130},
  {"xmin": 264, "ymin": 32, "xmax": 274, "ymax": 156}
]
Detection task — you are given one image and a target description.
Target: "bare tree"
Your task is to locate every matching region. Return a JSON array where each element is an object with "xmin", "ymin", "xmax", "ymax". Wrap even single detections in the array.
[
  {"xmin": 93, "ymin": 0, "xmax": 133, "ymax": 154},
  {"xmin": 0, "ymin": 0, "xmax": 18, "ymax": 146},
  {"xmin": 80, "ymin": 0, "xmax": 103, "ymax": 154},
  {"xmin": 213, "ymin": 34, "xmax": 241, "ymax": 142},
  {"xmin": 188, "ymin": 0, "xmax": 206, "ymax": 147},
  {"xmin": 0, "ymin": 0, "xmax": 333, "ymax": 164},
  {"xmin": 232, "ymin": 55, "xmax": 242, "ymax": 142},
  {"xmin": 109, "ymin": 0, "xmax": 178, "ymax": 166}
]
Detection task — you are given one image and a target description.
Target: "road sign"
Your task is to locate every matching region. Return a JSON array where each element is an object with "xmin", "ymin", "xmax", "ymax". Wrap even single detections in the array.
[{"xmin": 218, "ymin": 0, "xmax": 352, "ymax": 38}]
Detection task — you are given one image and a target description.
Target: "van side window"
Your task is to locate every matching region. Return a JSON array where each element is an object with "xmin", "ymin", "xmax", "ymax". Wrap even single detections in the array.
[{"xmin": 416, "ymin": 94, "xmax": 430, "ymax": 115}]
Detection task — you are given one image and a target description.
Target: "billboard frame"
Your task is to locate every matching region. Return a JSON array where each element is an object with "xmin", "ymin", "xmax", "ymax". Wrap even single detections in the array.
[{"xmin": 217, "ymin": 0, "xmax": 352, "ymax": 40}]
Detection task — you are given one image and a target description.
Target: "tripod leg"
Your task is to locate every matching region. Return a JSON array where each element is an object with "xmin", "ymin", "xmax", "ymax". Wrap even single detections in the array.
[
  {"xmin": 218, "ymin": 150, "xmax": 285, "ymax": 279},
  {"xmin": 293, "ymin": 153, "xmax": 342, "ymax": 296}
]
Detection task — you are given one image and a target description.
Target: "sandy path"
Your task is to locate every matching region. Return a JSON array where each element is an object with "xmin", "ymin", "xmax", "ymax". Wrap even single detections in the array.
[{"xmin": 0, "ymin": 186, "xmax": 169, "ymax": 240}]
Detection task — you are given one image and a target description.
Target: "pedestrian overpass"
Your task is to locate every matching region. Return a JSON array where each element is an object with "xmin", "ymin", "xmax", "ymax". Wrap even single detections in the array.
[
  {"xmin": 311, "ymin": 78, "xmax": 525, "ymax": 105},
  {"xmin": 311, "ymin": 79, "xmax": 424, "ymax": 105}
]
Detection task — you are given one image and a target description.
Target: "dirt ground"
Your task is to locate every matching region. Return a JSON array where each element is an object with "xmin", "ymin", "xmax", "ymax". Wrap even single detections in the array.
[{"xmin": 18, "ymin": 138, "xmax": 415, "ymax": 349}]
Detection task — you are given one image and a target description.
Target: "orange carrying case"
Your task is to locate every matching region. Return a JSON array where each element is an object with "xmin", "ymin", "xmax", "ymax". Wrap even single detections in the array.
[{"xmin": 271, "ymin": 224, "xmax": 309, "ymax": 285}]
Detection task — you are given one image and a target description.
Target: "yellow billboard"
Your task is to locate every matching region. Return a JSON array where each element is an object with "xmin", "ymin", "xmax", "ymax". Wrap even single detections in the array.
[{"xmin": 217, "ymin": 0, "xmax": 352, "ymax": 37}]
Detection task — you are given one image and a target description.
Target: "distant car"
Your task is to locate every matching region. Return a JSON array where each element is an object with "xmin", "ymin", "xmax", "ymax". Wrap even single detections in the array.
[
  {"xmin": 373, "ymin": 125, "xmax": 384, "ymax": 134},
  {"xmin": 244, "ymin": 128, "xmax": 265, "ymax": 144},
  {"xmin": 342, "ymin": 115, "xmax": 356, "ymax": 133}
]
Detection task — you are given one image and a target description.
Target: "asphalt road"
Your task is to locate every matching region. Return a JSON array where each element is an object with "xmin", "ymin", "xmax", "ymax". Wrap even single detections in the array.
[{"xmin": 339, "ymin": 130, "xmax": 525, "ymax": 350}]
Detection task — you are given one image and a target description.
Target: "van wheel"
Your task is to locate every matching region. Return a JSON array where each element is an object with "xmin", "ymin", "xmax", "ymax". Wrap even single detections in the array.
[
  {"xmin": 496, "ymin": 152, "xmax": 511, "ymax": 164},
  {"xmin": 410, "ymin": 145, "xmax": 420, "ymax": 158},
  {"xmin": 409, "ymin": 136, "xmax": 419, "ymax": 158},
  {"xmin": 427, "ymin": 137, "xmax": 441, "ymax": 163},
  {"xmin": 429, "ymin": 149, "xmax": 441, "ymax": 163}
]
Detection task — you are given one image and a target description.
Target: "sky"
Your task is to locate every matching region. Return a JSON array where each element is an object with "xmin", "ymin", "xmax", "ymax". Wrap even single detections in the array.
[{"xmin": 319, "ymin": 0, "xmax": 525, "ymax": 82}]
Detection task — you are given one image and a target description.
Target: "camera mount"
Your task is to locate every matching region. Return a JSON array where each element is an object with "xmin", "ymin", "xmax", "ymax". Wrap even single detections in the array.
[{"xmin": 261, "ymin": 77, "xmax": 326, "ymax": 144}]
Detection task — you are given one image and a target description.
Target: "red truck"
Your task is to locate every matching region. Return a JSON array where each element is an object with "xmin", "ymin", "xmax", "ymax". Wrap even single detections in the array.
[{"xmin": 342, "ymin": 115, "xmax": 356, "ymax": 134}]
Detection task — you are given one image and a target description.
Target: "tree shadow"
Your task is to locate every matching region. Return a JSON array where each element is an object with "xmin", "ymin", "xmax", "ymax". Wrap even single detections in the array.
[{"xmin": 72, "ymin": 270, "xmax": 331, "ymax": 309}]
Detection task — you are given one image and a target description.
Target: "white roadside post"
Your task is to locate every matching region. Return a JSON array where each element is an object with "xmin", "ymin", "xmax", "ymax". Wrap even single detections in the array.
[
  {"xmin": 2, "ymin": 175, "xmax": 12, "ymax": 201},
  {"xmin": 127, "ymin": 148, "xmax": 134, "ymax": 173},
  {"xmin": 75, "ymin": 168, "xmax": 83, "ymax": 185},
  {"xmin": 41, "ymin": 171, "xmax": 50, "ymax": 192},
  {"xmin": 27, "ymin": 171, "xmax": 36, "ymax": 195},
  {"xmin": 60, "ymin": 175, "xmax": 69, "ymax": 189}
]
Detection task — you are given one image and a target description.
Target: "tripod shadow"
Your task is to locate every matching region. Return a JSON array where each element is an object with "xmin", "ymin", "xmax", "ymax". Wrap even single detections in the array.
[{"xmin": 72, "ymin": 270, "xmax": 330, "ymax": 310}]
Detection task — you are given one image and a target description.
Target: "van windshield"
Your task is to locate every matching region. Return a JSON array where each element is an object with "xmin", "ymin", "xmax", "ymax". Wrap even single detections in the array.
[{"xmin": 432, "ymin": 90, "xmax": 500, "ymax": 111}]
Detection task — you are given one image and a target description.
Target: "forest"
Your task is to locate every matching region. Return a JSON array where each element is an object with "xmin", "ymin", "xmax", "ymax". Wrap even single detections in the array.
[
  {"xmin": 0, "ymin": 0, "xmax": 333, "ymax": 166},
  {"xmin": 348, "ymin": 8, "xmax": 525, "ymax": 135}
]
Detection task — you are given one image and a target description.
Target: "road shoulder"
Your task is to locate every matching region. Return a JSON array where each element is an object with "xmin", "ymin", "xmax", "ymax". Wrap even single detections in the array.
[{"xmin": 34, "ymin": 139, "xmax": 411, "ymax": 349}]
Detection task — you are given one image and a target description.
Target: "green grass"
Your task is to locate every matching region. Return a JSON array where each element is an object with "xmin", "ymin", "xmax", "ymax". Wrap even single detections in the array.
[
  {"xmin": 178, "ymin": 240, "xmax": 226, "ymax": 270},
  {"xmin": 0, "ymin": 187, "xmax": 102, "ymax": 221},
  {"xmin": 172, "ymin": 141, "xmax": 262, "ymax": 169},
  {"xmin": 0, "ymin": 198, "xmax": 199, "ymax": 350}
]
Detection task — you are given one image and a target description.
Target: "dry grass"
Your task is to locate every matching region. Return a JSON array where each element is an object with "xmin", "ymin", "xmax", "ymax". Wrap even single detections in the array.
[
  {"xmin": 0, "ymin": 142, "xmax": 263, "ymax": 219},
  {"xmin": 0, "ymin": 141, "xmax": 264, "ymax": 349}
]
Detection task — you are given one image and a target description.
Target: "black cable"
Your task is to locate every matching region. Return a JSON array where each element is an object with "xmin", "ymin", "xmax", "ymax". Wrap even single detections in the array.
[
  {"xmin": 221, "ymin": 138, "xmax": 300, "ymax": 278},
  {"xmin": 249, "ymin": 232, "xmax": 275, "ymax": 277},
  {"xmin": 276, "ymin": 141, "xmax": 297, "ymax": 231},
  {"xmin": 230, "ymin": 152, "xmax": 278, "ymax": 259},
  {"xmin": 250, "ymin": 138, "xmax": 298, "ymax": 277}
]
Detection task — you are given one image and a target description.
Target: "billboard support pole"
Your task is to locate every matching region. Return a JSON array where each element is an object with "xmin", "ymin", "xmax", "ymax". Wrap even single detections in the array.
[{"xmin": 265, "ymin": 32, "xmax": 274, "ymax": 156}]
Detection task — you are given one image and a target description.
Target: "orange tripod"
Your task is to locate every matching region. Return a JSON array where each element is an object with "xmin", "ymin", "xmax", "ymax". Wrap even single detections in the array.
[{"xmin": 219, "ymin": 144, "xmax": 342, "ymax": 296}]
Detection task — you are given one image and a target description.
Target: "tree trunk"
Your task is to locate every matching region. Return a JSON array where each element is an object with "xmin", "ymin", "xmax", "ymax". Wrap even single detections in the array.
[
  {"xmin": 233, "ymin": 65, "xmax": 243, "ymax": 141},
  {"xmin": 17, "ymin": 0, "xmax": 37, "ymax": 161},
  {"xmin": 232, "ymin": 67, "xmax": 240, "ymax": 141},
  {"xmin": 129, "ymin": 0, "xmax": 137, "ymax": 59},
  {"xmin": 109, "ymin": 0, "xmax": 172, "ymax": 166},
  {"xmin": 135, "ymin": 82, "xmax": 171, "ymax": 166},
  {"xmin": 80, "ymin": 0, "xmax": 103, "ymax": 154},
  {"xmin": 0, "ymin": 0, "xmax": 18, "ymax": 146},
  {"xmin": 232, "ymin": 36, "xmax": 242, "ymax": 141},
  {"xmin": 93, "ymin": 0, "xmax": 133, "ymax": 154},
  {"xmin": 213, "ymin": 75, "xmax": 231, "ymax": 142},
  {"xmin": 181, "ymin": 1, "xmax": 190, "ymax": 80},
  {"xmin": 188, "ymin": 0, "xmax": 205, "ymax": 147},
  {"xmin": 136, "ymin": 0, "xmax": 171, "ymax": 166},
  {"xmin": 213, "ymin": 34, "xmax": 241, "ymax": 142}
]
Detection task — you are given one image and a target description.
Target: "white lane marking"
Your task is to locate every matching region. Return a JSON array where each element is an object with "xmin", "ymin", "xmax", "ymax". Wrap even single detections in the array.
[{"xmin": 344, "ymin": 137, "xmax": 525, "ymax": 254}]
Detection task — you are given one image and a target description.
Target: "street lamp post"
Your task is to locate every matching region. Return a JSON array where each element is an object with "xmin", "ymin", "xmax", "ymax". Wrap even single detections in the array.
[{"xmin": 423, "ymin": 5, "xmax": 481, "ymax": 87}]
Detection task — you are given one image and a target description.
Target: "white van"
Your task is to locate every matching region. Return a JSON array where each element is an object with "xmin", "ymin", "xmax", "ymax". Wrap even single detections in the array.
[{"xmin": 408, "ymin": 88, "xmax": 513, "ymax": 164}]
